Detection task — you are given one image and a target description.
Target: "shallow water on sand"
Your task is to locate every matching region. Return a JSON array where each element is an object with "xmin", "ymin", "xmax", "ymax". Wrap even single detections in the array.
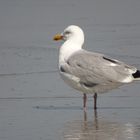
[
  {"xmin": 1, "ymin": 96, "xmax": 140, "ymax": 140},
  {"xmin": 0, "ymin": 0, "xmax": 140, "ymax": 140}
]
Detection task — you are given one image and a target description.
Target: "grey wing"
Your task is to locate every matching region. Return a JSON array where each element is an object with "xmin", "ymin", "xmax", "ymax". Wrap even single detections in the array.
[{"xmin": 60, "ymin": 50, "xmax": 137, "ymax": 84}]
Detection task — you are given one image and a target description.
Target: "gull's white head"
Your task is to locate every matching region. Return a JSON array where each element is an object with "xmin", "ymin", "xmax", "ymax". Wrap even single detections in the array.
[{"xmin": 54, "ymin": 25, "xmax": 84, "ymax": 46}]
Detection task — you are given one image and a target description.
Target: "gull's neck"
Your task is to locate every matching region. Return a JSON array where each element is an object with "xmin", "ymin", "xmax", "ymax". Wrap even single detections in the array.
[{"xmin": 59, "ymin": 39, "xmax": 83, "ymax": 65}]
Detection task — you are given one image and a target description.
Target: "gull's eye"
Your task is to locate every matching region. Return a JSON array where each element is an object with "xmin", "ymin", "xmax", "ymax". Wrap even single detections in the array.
[{"xmin": 65, "ymin": 31, "xmax": 71, "ymax": 35}]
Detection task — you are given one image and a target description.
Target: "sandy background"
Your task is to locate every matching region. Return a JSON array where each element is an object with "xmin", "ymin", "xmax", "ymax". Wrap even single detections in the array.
[{"xmin": 0, "ymin": 0, "xmax": 140, "ymax": 139}]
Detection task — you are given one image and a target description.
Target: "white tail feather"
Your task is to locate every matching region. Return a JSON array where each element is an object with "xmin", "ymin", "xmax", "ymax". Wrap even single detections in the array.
[{"xmin": 134, "ymin": 78, "xmax": 140, "ymax": 81}]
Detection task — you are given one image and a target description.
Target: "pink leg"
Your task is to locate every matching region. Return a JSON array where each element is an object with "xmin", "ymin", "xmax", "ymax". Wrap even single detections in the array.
[
  {"xmin": 93, "ymin": 93, "xmax": 97, "ymax": 110},
  {"xmin": 83, "ymin": 93, "xmax": 87, "ymax": 111}
]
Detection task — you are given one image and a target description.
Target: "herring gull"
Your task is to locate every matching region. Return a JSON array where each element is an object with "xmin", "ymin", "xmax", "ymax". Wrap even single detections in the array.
[{"xmin": 53, "ymin": 25, "xmax": 140, "ymax": 111}]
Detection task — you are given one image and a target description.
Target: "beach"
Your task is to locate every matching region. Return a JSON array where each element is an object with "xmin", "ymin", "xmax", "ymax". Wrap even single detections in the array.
[{"xmin": 0, "ymin": 0, "xmax": 140, "ymax": 139}]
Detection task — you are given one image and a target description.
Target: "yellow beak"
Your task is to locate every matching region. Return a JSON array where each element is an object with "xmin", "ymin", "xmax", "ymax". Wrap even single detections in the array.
[{"xmin": 53, "ymin": 34, "xmax": 63, "ymax": 41}]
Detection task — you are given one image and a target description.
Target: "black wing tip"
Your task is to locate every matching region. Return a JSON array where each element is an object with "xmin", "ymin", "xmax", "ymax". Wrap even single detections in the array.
[
  {"xmin": 103, "ymin": 56, "xmax": 119, "ymax": 64},
  {"xmin": 132, "ymin": 70, "xmax": 140, "ymax": 78}
]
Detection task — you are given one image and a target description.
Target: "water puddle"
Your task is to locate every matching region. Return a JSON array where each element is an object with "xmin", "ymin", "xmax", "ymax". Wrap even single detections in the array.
[{"xmin": 62, "ymin": 111, "xmax": 140, "ymax": 140}]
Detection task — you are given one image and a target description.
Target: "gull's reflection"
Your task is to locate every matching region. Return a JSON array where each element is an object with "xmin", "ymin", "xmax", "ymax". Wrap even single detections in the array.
[{"xmin": 63, "ymin": 110, "xmax": 140, "ymax": 140}]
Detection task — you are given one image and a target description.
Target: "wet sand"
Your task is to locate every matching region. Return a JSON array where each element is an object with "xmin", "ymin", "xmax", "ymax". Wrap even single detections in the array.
[{"xmin": 0, "ymin": 0, "xmax": 140, "ymax": 140}]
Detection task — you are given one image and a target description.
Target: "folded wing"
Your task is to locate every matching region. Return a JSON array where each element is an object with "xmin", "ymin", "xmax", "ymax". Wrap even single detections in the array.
[{"xmin": 60, "ymin": 50, "xmax": 137, "ymax": 84}]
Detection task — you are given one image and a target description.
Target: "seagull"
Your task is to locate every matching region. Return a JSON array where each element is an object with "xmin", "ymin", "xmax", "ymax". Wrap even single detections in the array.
[{"xmin": 53, "ymin": 25, "xmax": 140, "ymax": 111}]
